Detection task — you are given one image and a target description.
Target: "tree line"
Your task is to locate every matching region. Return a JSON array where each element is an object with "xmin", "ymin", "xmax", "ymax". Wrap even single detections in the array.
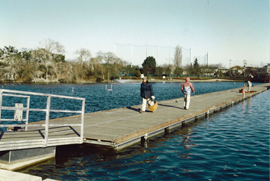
[
  {"xmin": 0, "ymin": 39, "xmax": 131, "ymax": 83},
  {"xmin": 0, "ymin": 39, "xmax": 221, "ymax": 83}
]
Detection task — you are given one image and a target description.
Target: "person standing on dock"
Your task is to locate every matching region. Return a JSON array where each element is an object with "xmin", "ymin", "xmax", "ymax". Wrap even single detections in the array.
[
  {"xmin": 181, "ymin": 77, "xmax": 195, "ymax": 110},
  {"xmin": 247, "ymin": 78, "xmax": 252, "ymax": 92},
  {"xmin": 140, "ymin": 77, "xmax": 155, "ymax": 113}
]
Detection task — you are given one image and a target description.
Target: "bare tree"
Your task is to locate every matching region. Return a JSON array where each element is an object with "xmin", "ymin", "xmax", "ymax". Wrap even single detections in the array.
[
  {"xmin": 73, "ymin": 48, "xmax": 91, "ymax": 81},
  {"xmin": 31, "ymin": 48, "xmax": 54, "ymax": 81},
  {"xmin": 75, "ymin": 48, "xmax": 91, "ymax": 62},
  {"xmin": 40, "ymin": 39, "xmax": 65, "ymax": 54},
  {"xmin": 96, "ymin": 51, "xmax": 124, "ymax": 81},
  {"xmin": 39, "ymin": 39, "xmax": 65, "ymax": 61},
  {"xmin": 174, "ymin": 45, "xmax": 182, "ymax": 68}
]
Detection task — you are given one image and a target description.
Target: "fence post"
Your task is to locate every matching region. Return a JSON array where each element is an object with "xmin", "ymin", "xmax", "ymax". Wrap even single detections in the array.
[
  {"xmin": 80, "ymin": 98, "xmax": 85, "ymax": 143},
  {"xmin": 44, "ymin": 95, "xmax": 51, "ymax": 147}
]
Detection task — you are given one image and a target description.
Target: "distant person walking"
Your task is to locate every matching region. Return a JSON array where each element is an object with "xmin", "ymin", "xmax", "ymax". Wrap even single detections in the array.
[
  {"xmin": 247, "ymin": 78, "xmax": 252, "ymax": 91},
  {"xmin": 140, "ymin": 77, "xmax": 155, "ymax": 113},
  {"xmin": 181, "ymin": 77, "xmax": 195, "ymax": 110}
]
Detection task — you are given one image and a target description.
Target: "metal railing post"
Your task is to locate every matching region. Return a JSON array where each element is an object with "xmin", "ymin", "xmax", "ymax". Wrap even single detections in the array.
[
  {"xmin": 25, "ymin": 97, "xmax": 30, "ymax": 131},
  {"xmin": 44, "ymin": 95, "xmax": 51, "ymax": 147},
  {"xmin": 80, "ymin": 98, "xmax": 85, "ymax": 143},
  {"xmin": 0, "ymin": 90, "xmax": 2, "ymax": 121}
]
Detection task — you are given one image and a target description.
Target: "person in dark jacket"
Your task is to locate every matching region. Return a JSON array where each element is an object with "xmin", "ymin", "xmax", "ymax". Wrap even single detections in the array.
[{"xmin": 140, "ymin": 77, "xmax": 155, "ymax": 113}]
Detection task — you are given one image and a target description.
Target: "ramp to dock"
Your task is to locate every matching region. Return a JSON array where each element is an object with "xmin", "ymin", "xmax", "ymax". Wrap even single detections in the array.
[
  {"xmin": 0, "ymin": 89, "xmax": 85, "ymax": 152},
  {"xmin": 0, "ymin": 126, "xmax": 82, "ymax": 151}
]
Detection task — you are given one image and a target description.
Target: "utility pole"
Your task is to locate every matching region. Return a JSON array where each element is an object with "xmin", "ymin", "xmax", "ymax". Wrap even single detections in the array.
[
  {"xmin": 207, "ymin": 52, "xmax": 209, "ymax": 67},
  {"xmin": 243, "ymin": 60, "xmax": 247, "ymax": 78},
  {"xmin": 115, "ymin": 43, "xmax": 117, "ymax": 56},
  {"xmin": 170, "ymin": 46, "xmax": 172, "ymax": 65},
  {"xmin": 157, "ymin": 45, "xmax": 159, "ymax": 66},
  {"xmin": 243, "ymin": 60, "xmax": 247, "ymax": 67},
  {"xmin": 130, "ymin": 44, "xmax": 133, "ymax": 65},
  {"xmin": 190, "ymin": 48, "xmax": 192, "ymax": 65},
  {"xmin": 146, "ymin": 44, "xmax": 148, "ymax": 58},
  {"xmin": 229, "ymin": 59, "xmax": 232, "ymax": 77}
]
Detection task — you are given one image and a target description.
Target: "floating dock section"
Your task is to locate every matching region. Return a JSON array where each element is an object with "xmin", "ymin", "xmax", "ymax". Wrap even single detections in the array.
[
  {"xmin": 0, "ymin": 83, "xmax": 269, "ymax": 170},
  {"xmin": 82, "ymin": 83, "xmax": 269, "ymax": 149}
]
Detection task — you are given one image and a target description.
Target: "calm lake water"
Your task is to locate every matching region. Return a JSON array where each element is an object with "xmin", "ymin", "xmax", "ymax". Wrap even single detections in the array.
[{"xmin": 1, "ymin": 82, "xmax": 269, "ymax": 180}]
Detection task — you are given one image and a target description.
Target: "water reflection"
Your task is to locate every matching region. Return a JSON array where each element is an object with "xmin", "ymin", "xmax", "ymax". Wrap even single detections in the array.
[{"xmin": 20, "ymin": 119, "xmax": 205, "ymax": 180}]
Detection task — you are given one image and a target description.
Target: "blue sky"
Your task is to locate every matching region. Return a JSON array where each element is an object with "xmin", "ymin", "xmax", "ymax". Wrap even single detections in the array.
[{"xmin": 0, "ymin": 0, "xmax": 269, "ymax": 68}]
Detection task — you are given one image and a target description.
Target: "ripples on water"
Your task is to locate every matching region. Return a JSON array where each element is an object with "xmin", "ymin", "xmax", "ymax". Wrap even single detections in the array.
[{"xmin": 1, "ymin": 82, "xmax": 269, "ymax": 180}]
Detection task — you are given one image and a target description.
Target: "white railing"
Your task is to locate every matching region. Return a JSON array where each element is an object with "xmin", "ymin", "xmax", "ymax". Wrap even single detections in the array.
[{"xmin": 0, "ymin": 89, "xmax": 85, "ymax": 146}]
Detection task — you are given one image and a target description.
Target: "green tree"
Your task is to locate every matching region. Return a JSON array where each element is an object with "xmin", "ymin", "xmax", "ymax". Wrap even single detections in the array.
[
  {"xmin": 142, "ymin": 56, "xmax": 156, "ymax": 75},
  {"xmin": 155, "ymin": 66, "xmax": 164, "ymax": 77},
  {"xmin": 134, "ymin": 69, "xmax": 141, "ymax": 77},
  {"xmin": 54, "ymin": 54, "xmax": 65, "ymax": 62},
  {"xmin": 0, "ymin": 48, "xmax": 4, "ymax": 59},
  {"xmin": 193, "ymin": 58, "xmax": 201, "ymax": 75},
  {"xmin": 4, "ymin": 46, "xmax": 18, "ymax": 55},
  {"xmin": 123, "ymin": 64, "xmax": 134, "ymax": 76},
  {"xmin": 165, "ymin": 66, "xmax": 171, "ymax": 76},
  {"xmin": 174, "ymin": 67, "xmax": 183, "ymax": 77},
  {"xmin": 21, "ymin": 50, "xmax": 31, "ymax": 61}
]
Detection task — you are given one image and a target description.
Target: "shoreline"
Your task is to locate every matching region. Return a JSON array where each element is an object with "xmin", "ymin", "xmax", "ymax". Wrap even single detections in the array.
[
  {"xmin": 113, "ymin": 78, "xmax": 242, "ymax": 84},
  {"xmin": 0, "ymin": 78, "xmax": 248, "ymax": 85}
]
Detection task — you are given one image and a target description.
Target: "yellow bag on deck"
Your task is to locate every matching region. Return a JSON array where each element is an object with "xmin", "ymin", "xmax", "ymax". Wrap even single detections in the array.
[{"xmin": 148, "ymin": 101, "xmax": 158, "ymax": 112}]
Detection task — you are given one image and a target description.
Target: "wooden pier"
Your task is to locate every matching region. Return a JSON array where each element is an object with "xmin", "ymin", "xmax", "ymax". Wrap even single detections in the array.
[
  {"xmin": 2, "ymin": 83, "xmax": 269, "ymax": 150},
  {"xmin": 0, "ymin": 83, "xmax": 269, "ymax": 170},
  {"xmin": 82, "ymin": 83, "xmax": 270, "ymax": 149}
]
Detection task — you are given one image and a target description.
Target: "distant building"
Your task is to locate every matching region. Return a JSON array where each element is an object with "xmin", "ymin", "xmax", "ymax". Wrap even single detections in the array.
[
  {"xmin": 215, "ymin": 68, "xmax": 229, "ymax": 77},
  {"xmin": 256, "ymin": 64, "xmax": 270, "ymax": 78},
  {"xmin": 200, "ymin": 67, "xmax": 218, "ymax": 76},
  {"xmin": 242, "ymin": 64, "xmax": 270, "ymax": 82},
  {"xmin": 229, "ymin": 66, "xmax": 245, "ymax": 76}
]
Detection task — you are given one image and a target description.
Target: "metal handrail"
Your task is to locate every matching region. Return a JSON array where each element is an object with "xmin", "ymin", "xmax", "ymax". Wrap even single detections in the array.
[{"xmin": 0, "ymin": 89, "xmax": 85, "ymax": 146}]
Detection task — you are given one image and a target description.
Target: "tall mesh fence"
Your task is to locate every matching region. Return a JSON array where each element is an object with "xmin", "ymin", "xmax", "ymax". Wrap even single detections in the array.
[{"xmin": 115, "ymin": 43, "xmax": 208, "ymax": 67}]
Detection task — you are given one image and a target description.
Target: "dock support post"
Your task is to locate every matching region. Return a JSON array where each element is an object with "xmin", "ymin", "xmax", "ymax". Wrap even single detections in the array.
[
  {"xmin": 141, "ymin": 133, "xmax": 149, "ymax": 147},
  {"xmin": 205, "ymin": 111, "xmax": 210, "ymax": 118},
  {"xmin": 182, "ymin": 121, "xmax": 186, "ymax": 128},
  {"xmin": 165, "ymin": 127, "xmax": 170, "ymax": 135}
]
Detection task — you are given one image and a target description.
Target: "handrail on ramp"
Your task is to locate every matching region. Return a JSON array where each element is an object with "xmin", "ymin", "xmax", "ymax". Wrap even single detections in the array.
[{"xmin": 0, "ymin": 89, "xmax": 85, "ymax": 147}]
